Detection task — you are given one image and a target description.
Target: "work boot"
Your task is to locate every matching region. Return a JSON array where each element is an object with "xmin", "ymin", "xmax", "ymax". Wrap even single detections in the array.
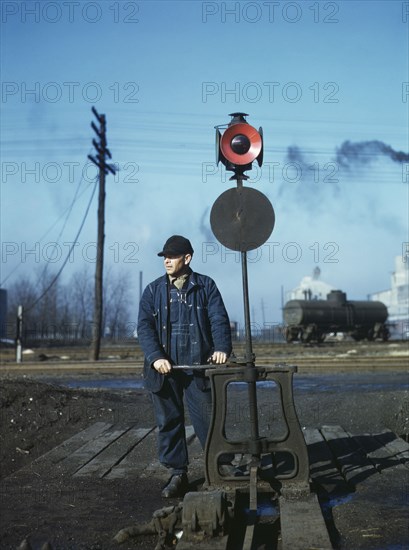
[{"xmin": 161, "ymin": 473, "xmax": 188, "ymax": 498}]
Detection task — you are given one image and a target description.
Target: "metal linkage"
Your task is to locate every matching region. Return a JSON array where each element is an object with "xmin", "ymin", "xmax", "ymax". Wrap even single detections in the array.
[{"xmin": 204, "ymin": 364, "xmax": 310, "ymax": 493}]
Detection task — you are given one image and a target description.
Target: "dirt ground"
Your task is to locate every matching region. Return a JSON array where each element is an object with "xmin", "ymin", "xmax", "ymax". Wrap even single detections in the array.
[
  {"xmin": 0, "ymin": 376, "xmax": 154, "ymax": 480},
  {"xmin": 0, "ymin": 375, "xmax": 163, "ymax": 550},
  {"xmin": 0, "ymin": 362, "xmax": 408, "ymax": 549}
]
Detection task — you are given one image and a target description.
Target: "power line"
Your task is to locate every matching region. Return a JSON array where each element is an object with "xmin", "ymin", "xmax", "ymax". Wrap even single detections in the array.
[
  {"xmin": 24, "ymin": 176, "xmax": 98, "ymax": 313},
  {"xmin": 0, "ymin": 157, "xmax": 95, "ymax": 287},
  {"xmin": 32, "ymin": 155, "xmax": 91, "ymax": 289}
]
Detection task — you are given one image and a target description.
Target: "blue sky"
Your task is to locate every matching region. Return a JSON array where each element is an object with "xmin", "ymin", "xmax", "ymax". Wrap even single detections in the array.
[{"xmin": 1, "ymin": 0, "xmax": 408, "ymax": 327}]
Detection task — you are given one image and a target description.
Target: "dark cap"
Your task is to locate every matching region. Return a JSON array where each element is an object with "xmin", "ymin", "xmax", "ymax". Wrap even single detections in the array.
[{"xmin": 157, "ymin": 235, "xmax": 194, "ymax": 257}]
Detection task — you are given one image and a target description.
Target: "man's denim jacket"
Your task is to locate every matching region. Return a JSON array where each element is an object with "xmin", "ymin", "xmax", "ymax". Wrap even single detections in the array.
[{"xmin": 137, "ymin": 271, "xmax": 232, "ymax": 392}]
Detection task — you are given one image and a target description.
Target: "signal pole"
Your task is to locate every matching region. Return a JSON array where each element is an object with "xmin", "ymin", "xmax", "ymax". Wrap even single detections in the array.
[
  {"xmin": 16, "ymin": 305, "xmax": 23, "ymax": 363},
  {"xmin": 88, "ymin": 107, "xmax": 116, "ymax": 361}
]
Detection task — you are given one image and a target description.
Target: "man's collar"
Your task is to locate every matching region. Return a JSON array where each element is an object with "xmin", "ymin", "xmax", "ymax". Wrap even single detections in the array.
[{"xmin": 168, "ymin": 268, "xmax": 192, "ymax": 289}]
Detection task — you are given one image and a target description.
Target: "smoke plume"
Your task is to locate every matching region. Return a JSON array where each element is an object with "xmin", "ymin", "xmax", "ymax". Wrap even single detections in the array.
[
  {"xmin": 335, "ymin": 140, "xmax": 409, "ymax": 169},
  {"xmin": 278, "ymin": 138, "xmax": 408, "ymax": 215},
  {"xmin": 286, "ymin": 145, "xmax": 309, "ymax": 171},
  {"xmin": 199, "ymin": 207, "xmax": 214, "ymax": 242}
]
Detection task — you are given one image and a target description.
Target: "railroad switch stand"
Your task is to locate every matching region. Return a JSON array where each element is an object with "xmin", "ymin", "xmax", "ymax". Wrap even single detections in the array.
[
  {"xmin": 177, "ymin": 114, "xmax": 332, "ymax": 548},
  {"xmin": 178, "ymin": 363, "xmax": 332, "ymax": 550}
]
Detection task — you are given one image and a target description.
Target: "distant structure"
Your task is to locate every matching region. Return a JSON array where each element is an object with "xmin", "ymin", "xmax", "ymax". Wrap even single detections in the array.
[
  {"xmin": 370, "ymin": 256, "xmax": 409, "ymax": 339},
  {"xmin": 285, "ymin": 267, "xmax": 335, "ymax": 302}
]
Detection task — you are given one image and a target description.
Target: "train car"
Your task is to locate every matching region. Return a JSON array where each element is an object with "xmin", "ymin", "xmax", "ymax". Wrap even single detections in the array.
[{"xmin": 283, "ymin": 290, "xmax": 389, "ymax": 343}]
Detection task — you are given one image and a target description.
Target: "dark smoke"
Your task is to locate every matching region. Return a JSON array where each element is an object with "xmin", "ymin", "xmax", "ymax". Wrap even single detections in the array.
[
  {"xmin": 286, "ymin": 145, "xmax": 309, "ymax": 171},
  {"xmin": 279, "ymin": 145, "xmax": 340, "ymax": 213},
  {"xmin": 335, "ymin": 140, "xmax": 409, "ymax": 169},
  {"xmin": 199, "ymin": 207, "xmax": 214, "ymax": 242}
]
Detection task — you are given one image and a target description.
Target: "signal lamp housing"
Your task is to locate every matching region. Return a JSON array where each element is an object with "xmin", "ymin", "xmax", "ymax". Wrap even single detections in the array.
[{"xmin": 215, "ymin": 113, "xmax": 263, "ymax": 179}]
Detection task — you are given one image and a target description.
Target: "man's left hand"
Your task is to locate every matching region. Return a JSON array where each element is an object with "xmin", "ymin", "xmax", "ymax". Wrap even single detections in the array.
[{"xmin": 210, "ymin": 351, "xmax": 227, "ymax": 364}]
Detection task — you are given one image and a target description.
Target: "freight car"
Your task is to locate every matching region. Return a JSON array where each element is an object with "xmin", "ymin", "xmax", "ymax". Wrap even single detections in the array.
[{"xmin": 283, "ymin": 290, "xmax": 389, "ymax": 343}]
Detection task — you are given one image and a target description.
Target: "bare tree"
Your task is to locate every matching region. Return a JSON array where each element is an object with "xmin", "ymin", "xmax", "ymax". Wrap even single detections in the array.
[
  {"xmin": 69, "ymin": 265, "xmax": 94, "ymax": 340},
  {"xmin": 35, "ymin": 270, "xmax": 61, "ymax": 339},
  {"xmin": 4, "ymin": 264, "xmax": 134, "ymax": 346},
  {"xmin": 103, "ymin": 267, "xmax": 132, "ymax": 341}
]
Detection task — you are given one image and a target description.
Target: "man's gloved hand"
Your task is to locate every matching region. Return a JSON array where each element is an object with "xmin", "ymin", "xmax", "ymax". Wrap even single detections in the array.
[
  {"xmin": 209, "ymin": 351, "xmax": 228, "ymax": 365},
  {"xmin": 153, "ymin": 358, "xmax": 172, "ymax": 374}
]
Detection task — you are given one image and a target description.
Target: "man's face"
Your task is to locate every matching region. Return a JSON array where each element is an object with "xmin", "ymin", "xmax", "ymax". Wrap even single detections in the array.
[{"xmin": 163, "ymin": 254, "xmax": 191, "ymax": 278}]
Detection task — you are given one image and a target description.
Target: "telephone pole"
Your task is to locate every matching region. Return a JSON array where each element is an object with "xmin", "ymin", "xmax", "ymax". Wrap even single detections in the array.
[{"xmin": 88, "ymin": 107, "xmax": 116, "ymax": 360}]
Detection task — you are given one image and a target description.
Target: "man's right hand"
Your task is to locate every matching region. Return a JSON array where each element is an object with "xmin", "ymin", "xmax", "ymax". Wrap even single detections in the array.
[{"xmin": 152, "ymin": 359, "xmax": 172, "ymax": 374}]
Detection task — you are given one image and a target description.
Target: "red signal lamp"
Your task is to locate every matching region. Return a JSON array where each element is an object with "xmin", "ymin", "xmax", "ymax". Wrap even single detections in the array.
[{"xmin": 215, "ymin": 113, "xmax": 263, "ymax": 179}]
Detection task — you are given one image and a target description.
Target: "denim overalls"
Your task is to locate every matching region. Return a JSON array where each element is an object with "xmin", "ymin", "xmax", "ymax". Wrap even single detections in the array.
[{"xmin": 150, "ymin": 280, "xmax": 212, "ymax": 474}]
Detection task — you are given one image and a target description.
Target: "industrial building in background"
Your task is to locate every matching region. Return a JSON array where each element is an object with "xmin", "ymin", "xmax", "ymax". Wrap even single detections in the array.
[
  {"xmin": 285, "ymin": 267, "xmax": 334, "ymax": 302},
  {"xmin": 370, "ymin": 255, "xmax": 409, "ymax": 339}
]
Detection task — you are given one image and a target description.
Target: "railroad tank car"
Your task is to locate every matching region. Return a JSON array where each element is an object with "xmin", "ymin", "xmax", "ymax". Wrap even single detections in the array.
[{"xmin": 283, "ymin": 290, "xmax": 389, "ymax": 343}]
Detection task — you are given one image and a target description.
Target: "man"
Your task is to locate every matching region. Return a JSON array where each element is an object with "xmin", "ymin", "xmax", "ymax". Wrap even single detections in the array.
[{"xmin": 137, "ymin": 235, "xmax": 232, "ymax": 498}]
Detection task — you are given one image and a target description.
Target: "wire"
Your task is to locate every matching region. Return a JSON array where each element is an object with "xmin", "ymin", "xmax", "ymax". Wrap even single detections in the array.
[
  {"xmin": 0, "ymin": 170, "xmax": 95, "ymax": 287},
  {"xmin": 32, "ymin": 152, "xmax": 93, "ymax": 288},
  {"xmin": 24, "ymin": 176, "xmax": 98, "ymax": 313}
]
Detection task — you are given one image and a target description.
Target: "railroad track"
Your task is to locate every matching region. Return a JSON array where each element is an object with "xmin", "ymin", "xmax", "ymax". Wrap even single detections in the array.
[
  {"xmin": 255, "ymin": 355, "xmax": 409, "ymax": 371},
  {"xmin": 1, "ymin": 341, "xmax": 407, "ymax": 372},
  {"xmin": 1, "ymin": 340, "xmax": 407, "ymax": 357},
  {"xmin": 0, "ymin": 355, "xmax": 407, "ymax": 373}
]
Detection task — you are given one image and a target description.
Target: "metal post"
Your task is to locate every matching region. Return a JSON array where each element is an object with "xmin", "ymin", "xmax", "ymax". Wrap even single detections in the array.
[
  {"xmin": 16, "ymin": 305, "xmax": 23, "ymax": 363},
  {"xmin": 241, "ymin": 251, "xmax": 253, "ymax": 366},
  {"xmin": 139, "ymin": 271, "xmax": 143, "ymax": 304},
  {"xmin": 88, "ymin": 108, "xmax": 116, "ymax": 360},
  {"xmin": 241, "ymin": 250, "xmax": 260, "ymax": 445},
  {"xmin": 236, "ymin": 173, "xmax": 260, "ymax": 445},
  {"xmin": 89, "ymin": 116, "xmax": 106, "ymax": 361}
]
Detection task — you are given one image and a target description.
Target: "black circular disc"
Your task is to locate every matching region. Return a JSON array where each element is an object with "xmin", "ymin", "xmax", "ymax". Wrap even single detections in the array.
[{"xmin": 210, "ymin": 187, "xmax": 275, "ymax": 251}]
